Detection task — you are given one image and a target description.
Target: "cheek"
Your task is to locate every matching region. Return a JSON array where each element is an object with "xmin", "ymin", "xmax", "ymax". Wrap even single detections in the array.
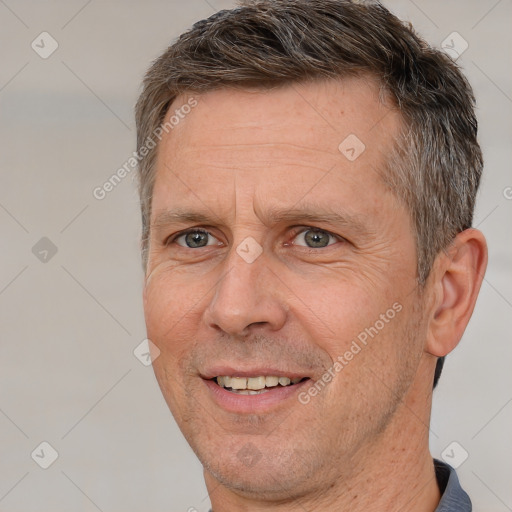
[
  {"xmin": 143, "ymin": 268, "xmax": 205, "ymax": 361},
  {"xmin": 293, "ymin": 273, "xmax": 401, "ymax": 356},
  {"xmin": 293, "ymin": 272, "xmax": 420, "ymax": 411},
  {"xmin": 144, "ymin": 271, "xmax": 207, "ymax": 417}
]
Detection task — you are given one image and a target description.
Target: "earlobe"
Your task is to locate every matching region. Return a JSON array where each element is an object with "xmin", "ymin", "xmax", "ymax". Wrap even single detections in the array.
[{"xmin": 426, "ymin": 228, "xmax": 488, "ymax": 357}]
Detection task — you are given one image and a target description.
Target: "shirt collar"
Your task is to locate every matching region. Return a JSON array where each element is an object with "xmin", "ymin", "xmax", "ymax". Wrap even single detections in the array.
[{"xmin": 434, "ymin": 459, "xmax": 472, "ymax": 511}]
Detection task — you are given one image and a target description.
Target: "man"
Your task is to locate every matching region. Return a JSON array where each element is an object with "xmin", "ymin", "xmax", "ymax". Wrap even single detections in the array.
[{"xmin": 135, "ymin": 1, "xmax": 487, "ymax": 510}]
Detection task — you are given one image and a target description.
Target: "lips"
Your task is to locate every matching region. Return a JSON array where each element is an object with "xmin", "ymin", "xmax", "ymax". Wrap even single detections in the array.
[{"xmin": 200, "ymin": 366, "xmax": 312, "ymax": 412}]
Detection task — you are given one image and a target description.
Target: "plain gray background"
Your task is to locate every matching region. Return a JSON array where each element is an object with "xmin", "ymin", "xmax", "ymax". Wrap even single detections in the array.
[{"xmin": 0, "ymin": 1, "xmax": 511, "ymax": 511}]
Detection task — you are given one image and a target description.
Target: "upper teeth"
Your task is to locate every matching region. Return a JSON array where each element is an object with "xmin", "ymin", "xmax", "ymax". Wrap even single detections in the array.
[{"xmin": 216, "ymin": 376, "xmax": 302, "ymax": 390}]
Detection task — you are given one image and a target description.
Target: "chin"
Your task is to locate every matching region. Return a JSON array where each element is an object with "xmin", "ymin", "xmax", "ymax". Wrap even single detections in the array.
[{"xmin": 195, "ymin": 436, "xmax": 321, "ymax": 501}]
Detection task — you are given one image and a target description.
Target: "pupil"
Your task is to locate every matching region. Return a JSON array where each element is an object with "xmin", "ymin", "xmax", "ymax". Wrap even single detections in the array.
[
  {"xmin": 305, "ymin": 230, "xmax": 329, "ymax": 248},
  {"xmin": 186, "ymin": 231, "xmax": 208, "ymax": 248}
]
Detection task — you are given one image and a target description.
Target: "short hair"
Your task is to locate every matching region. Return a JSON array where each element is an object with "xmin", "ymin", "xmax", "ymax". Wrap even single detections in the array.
[{"xmin": 135, "ymin": 0, "xmax": 483, "ymax": 387}]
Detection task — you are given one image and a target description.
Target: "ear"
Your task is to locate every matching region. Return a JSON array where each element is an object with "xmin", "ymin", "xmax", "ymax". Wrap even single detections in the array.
[{"xmin": 425, "ymin": 228, "xmax": 488, "ymax": 357}]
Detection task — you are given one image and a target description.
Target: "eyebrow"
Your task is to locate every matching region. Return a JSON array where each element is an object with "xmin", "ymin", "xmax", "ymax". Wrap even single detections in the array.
[
  {"xmin": 152, "ymin": 209, "xmax": 218, "ymax": 231},
  {"xmin": 263, "ymin": 207, "xmax": 369, "ymax": 234},
  {"xmin": 152, "ymin": 205, "xmax": 371, "ymax": 237}
]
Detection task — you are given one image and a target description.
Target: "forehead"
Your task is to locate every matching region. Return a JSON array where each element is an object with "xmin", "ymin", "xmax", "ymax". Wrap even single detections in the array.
[
  {"xmin": 153, "ymin": 77, "xmax": 402, "ymax": 220},
  {"xmin": 163, "ymin": 77, "xmax": 398, "ymax": 153}
]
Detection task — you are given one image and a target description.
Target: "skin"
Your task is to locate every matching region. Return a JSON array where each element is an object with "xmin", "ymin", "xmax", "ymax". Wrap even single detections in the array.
[{"xmin": 143, "ymin": 78, "xmax": 488, "ymax": 511}]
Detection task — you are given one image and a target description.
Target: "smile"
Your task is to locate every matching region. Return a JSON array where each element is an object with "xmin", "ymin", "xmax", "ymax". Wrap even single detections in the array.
[
  {"xmin": 214, "ymin": 375, "xmax": 307, "ymax": 394},
  {"xmin": 202, "ymin": 370, "xmax": 312, "ymax": 413}
]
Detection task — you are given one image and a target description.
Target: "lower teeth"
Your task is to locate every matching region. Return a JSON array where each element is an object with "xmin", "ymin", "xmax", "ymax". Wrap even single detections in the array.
[{"xmin": 227, "ymin": 388, "xmax": 270, "ymax": 395}]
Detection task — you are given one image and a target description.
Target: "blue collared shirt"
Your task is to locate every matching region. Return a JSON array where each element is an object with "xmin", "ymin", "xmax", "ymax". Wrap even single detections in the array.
[{"xmin": 434, "ymin": 459, "xmax": 472, "ymax": 511}]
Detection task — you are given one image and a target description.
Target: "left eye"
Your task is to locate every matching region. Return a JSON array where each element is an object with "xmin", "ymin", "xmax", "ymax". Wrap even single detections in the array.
[
  {"xmin": 293, "ymin": 228, "xmax": 339, "ymax": 248},
  {"xmin": 174, "ymin": 229, "xmax": 221, "ymax": 248}
]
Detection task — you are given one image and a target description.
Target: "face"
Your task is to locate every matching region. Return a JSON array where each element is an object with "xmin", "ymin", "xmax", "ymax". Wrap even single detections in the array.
[{"xmin": 143, "ymin": 78, "xmax": 428, "ymax": 500}]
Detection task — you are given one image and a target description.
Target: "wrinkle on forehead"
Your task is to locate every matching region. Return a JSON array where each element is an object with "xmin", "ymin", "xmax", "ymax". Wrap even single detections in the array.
[{"xmin": 171, "ymin": 143, "xmax": 341, "ymax": 175}]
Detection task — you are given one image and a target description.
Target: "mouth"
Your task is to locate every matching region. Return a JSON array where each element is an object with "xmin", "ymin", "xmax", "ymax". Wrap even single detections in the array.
[
  {"xmin": 212, "ymin": 375, "xmax": 309, "ymax": 395},
  {"xmin": 201, "ymin": 369, "xmax": 312, "ymax": 413}
]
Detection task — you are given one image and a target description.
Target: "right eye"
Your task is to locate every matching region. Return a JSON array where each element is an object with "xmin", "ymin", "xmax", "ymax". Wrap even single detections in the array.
[{"xmin": 172, "ymin": 229, "xmax": 221, "ymax": 248}]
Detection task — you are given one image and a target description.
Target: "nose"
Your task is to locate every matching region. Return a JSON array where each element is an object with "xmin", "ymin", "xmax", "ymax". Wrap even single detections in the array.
[{"xmin": 203, "ymin": 244, "xmax": 287, "ymax": 337}]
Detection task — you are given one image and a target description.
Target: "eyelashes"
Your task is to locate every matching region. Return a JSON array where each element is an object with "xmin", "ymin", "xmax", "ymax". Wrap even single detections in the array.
[{"xmin": 168, "ymin": 227, "xmax": 344, "ymax": 250}]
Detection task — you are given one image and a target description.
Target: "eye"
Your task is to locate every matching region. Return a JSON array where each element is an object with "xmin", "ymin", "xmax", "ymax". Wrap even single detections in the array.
[
  {"xmin": 292, "ymin": 228, "xmax": 340, "ymax": 248},
  {"xmin": 173, "ymin": 229, "xmax": 221, "ymax": 248}
]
